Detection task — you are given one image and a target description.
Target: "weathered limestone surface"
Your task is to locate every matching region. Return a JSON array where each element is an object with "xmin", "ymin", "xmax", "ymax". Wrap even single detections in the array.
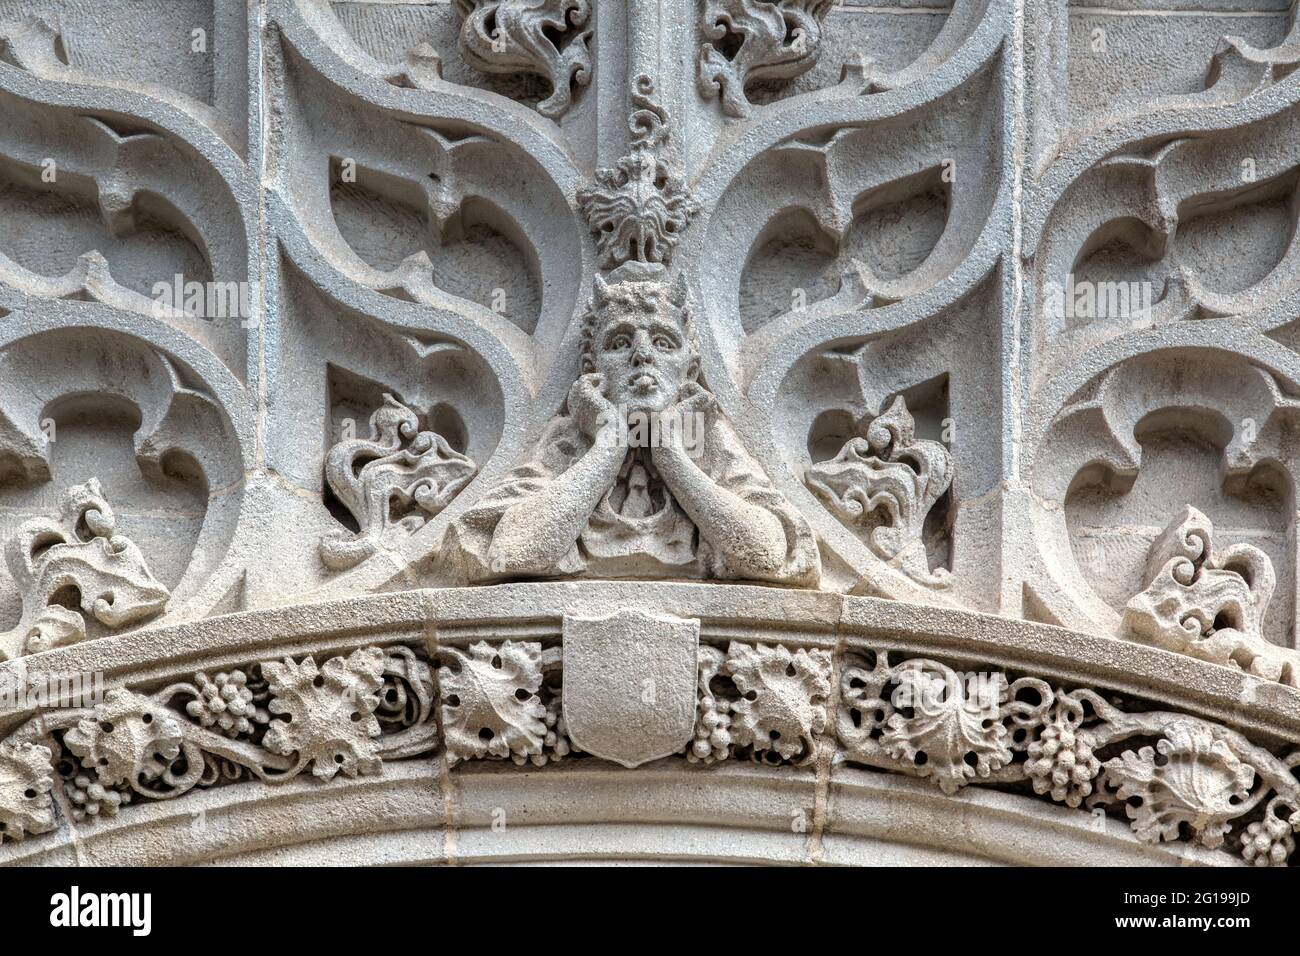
[{"xmin": 1, "ymin": 0, "xmax": 1300, "ymax": 866}]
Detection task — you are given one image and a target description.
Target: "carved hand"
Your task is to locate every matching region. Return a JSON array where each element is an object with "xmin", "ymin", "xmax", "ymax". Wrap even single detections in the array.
[
  {"xmin": 649, "ymin": 391, "xmax": 788, "ymax": 580},
  {"xmin": 650, "ymin": 381, "xmax": 715, "ymax": 465},
  {"xmin": 487, "ymin": 377, "xmax": 627, "ymax": 576},
  {"xmin": 568, "ymin": 372, "xmax": 619, "ymax": 443}
]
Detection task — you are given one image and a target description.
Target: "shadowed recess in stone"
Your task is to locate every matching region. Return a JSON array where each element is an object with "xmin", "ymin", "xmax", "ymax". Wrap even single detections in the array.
[
  {"xmin": 0, "ymin": 157, "xmax": 212, "ymax": 299},
  {"xmin": 328, "ymin": 159, "xmax": 541, "ymax": 333},
  {"xmin": 1066, "ymin": 409, "xmax": 1294, "ymax": 648},
  {"xmin": 2, "ymin": 0, "xmax": 1300, "ymax": 869},
  {"xmin": 0, "ymin": 0, "xmax": 216, "ymax": 104}
]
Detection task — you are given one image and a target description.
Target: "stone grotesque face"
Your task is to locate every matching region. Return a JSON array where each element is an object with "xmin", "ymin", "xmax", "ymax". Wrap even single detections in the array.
[{"xmin": 580, "ymin": 270, "xmax": 699, "ymax": 414}]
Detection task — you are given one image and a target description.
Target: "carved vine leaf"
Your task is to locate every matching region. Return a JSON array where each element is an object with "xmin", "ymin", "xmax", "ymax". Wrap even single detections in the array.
[
  {"xmin": 320, "ymin": 394, "xmax": 478, "ymax": 571},
  {"xmin": 64, "ymin": 689, "xmax": 185, "ymax": 790},
  {"xmin": 726, "ymin": 642, "xmax": 831, "ymax": 763},
  {"xmin": 1123, "ymin": 506, "xmax": 1299, "ymax": 686},
  {"xmin": 262, "ymin": 648, "xmax": 387, "ymax": 781},
  {"xmin": 577, "ymin": 74, "xmax": 699, "ymax": 268},
  {"xmin": 455, "ymin": 0, "xmax": 593, "ymax": 119},
  {"xmin": 832, "ymin": 653, "xmax": 1300, "ymax": 862},
  {"xmin": 5, "ymin": 479, "xmax": 170, "ymax": 657},
  {"xmin": 879, "ymin": 662, "xmax": 1011, "ymax": 794},
  {"xmin": 0, "ymin": 645, "xmax": 441, "ymax": 838},
  {"xmin": 439, "ymin": 640, "xmax": 547, "ymax": 765},
  {"xmin": 807, "ymin": 396, "xmax": 952, "ymax": 587},
  {"xmin": 1102, "ymin": 723, "xmax": 1256, "ymax": 849},
  {"xmin": 0, "ymin": 741, "xmax": 56, "ymax": 841},
  {"xmin": 4, "ymin": 632, "xmax": 1300, "ymax": 864},
  {"xmin": 698, "ymin": 0, "xmax": 833, "ymax": 117}
]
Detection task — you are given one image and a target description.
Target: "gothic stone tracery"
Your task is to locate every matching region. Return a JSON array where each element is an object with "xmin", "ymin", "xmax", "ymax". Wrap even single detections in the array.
[{"xmin": 1, "ymin": 0, "xmax": 1300, "ymax": 867}]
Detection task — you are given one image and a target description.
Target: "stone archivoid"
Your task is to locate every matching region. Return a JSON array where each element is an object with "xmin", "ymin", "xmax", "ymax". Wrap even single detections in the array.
[{"xmin": 1, "ymin": 0, "xmax": 1299, "ymax": 867}]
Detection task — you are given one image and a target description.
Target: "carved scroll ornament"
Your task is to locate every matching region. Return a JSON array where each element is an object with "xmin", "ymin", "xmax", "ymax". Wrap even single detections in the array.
[
  {"xmin": 2, "ymin": 480, "xmax": 169, "ymax": 660},
  {"xmin": 1124, "ymin": 507, "xmax": 1300, "ymax": 687}
]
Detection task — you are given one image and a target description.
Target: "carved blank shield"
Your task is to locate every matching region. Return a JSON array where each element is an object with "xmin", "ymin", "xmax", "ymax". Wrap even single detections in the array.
[{"xmin": 562, "ymin": 610, "xmax": 699, "ymax": 768}]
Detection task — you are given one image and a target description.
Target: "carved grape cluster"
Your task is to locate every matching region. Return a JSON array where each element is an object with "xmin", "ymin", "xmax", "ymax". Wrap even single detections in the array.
[
  {"xmin": 537, "ymin": 693, "xmax": 575, "ymax": 767},
  {"xmin": 4, "ymin": 629, "xmax": 1299, "ymax": 872},
  {"xmin": 688, "ymin": 697, "xmax": 733, "ymax": 764},
  {"xmin": 60, "ymin": 765, "xmax": 132, "ymax": 822},
  {"xmin": 1025, "ymin": 700, "xmax": 1101, "ymax": 808},
  {"xmin": 1240, "ymin": 804, "xmax": 1297, "ymax": 867},
  {"xmin": 685, "ymin": 643, "xmax": 830, "ymax": 766},
  {"xmin": 687, "ymin": 648, "xmax": 733, "ymax": 764},
  {"xmin": 185, "ymin": 670, "xmax": 270, "ymax": 739}
]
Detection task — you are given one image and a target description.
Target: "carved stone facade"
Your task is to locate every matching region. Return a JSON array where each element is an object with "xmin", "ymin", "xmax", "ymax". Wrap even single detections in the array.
[{"xmin": 1, "ymin": 0, "xmax": 1299, "ymax": 866}]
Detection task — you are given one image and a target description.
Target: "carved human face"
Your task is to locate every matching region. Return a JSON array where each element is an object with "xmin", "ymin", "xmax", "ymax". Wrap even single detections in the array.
[{"xmin": 587, "ymin": 299, "xmax": 697, "ymax": 413}]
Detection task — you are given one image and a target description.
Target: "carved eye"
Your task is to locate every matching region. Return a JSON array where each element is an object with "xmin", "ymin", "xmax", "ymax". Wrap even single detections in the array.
[
  {"xmin": 653, "ymin": 335, "xmax": 675, "ymax": 350},
  {"xmin": 610, "ymin": 334, "xmax": 632, "ymax": 350}
]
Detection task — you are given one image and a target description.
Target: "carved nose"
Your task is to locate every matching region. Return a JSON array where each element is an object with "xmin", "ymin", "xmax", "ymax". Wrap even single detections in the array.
[{"xmin": 631, "ymin": 332, "xmax": 653, "ymax": 365}]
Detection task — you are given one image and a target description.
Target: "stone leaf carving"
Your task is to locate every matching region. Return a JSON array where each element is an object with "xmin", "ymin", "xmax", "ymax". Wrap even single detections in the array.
[
  {"xmin": 5, "ymin": 625, "xmax": 1299, "ymax": 865},
  {"xmin": 3, "ymin": 479, "xmax": 170, "ymax": 659},
  {"xmin": 879, "ymin": 661, "xmax": 1013, "ymax": 795},
  {"xmin": 697, "ymin": 0, "xmax": 833, "ymax": 117},
  {"xmin": 1102, "ymin": 722, "xmax": 1256, "ymax": 849},
  {"xmin": 321, "ymin": 395, "xmax": 477, "ymax": 571},
  {"xmin": 837, "ymin": 651, "xmax": 1054, "ymax": 796},
  {"xmin": 726, "ymin": 641, "xmax": 831, "ymax": 764},
  {"xmin": 1123, "ymin": 506, "xmax": 1300, "ymax": 686},
  {"xmin": 837, "ymin": 653, "xmax": 1300, "ymax": 864},
  {"xmin": 262, "ymin": 648, "xmax": 388, "ymax": 780},
  {"xmin": 455, "ymin": 0, "xmax": 593, "ymax": 119},
  {"xmin": 1086, "ymin": 708, "xmax": 1296, "ymax": 865},
  {"xmin": 64, "ymin": 689, "xmax": 186, "ymax": 791},
  {"xmin": 561, "ymin": 610, "xmax": 698, "ymax": 768},
  {"xmin": 0, "ymin": 741, "xmax": 55, "ymax": 842},
  {"xmin": 0, "ymin": 645, "xmax": 435, "ymax": 838},
  {"xmin": 439, "ymin": 640, "xmax": 547, "ymax": 765},
  {"xmin": 807, "ymin": 396, "xmax": 953, "ymax": 586},
  {"xmin": 577, "ymin": 75, "xmax": 700, "ymax": 268},
  {"xmin": 10, "ymin": 0, "xmax": 1300, "ymax": 868}
]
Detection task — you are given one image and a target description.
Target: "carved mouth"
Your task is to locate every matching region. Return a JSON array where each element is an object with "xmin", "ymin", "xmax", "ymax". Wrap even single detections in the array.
[{"xmin": 630, "ymin": 373, "xmax": 658, "ymax": 393}]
